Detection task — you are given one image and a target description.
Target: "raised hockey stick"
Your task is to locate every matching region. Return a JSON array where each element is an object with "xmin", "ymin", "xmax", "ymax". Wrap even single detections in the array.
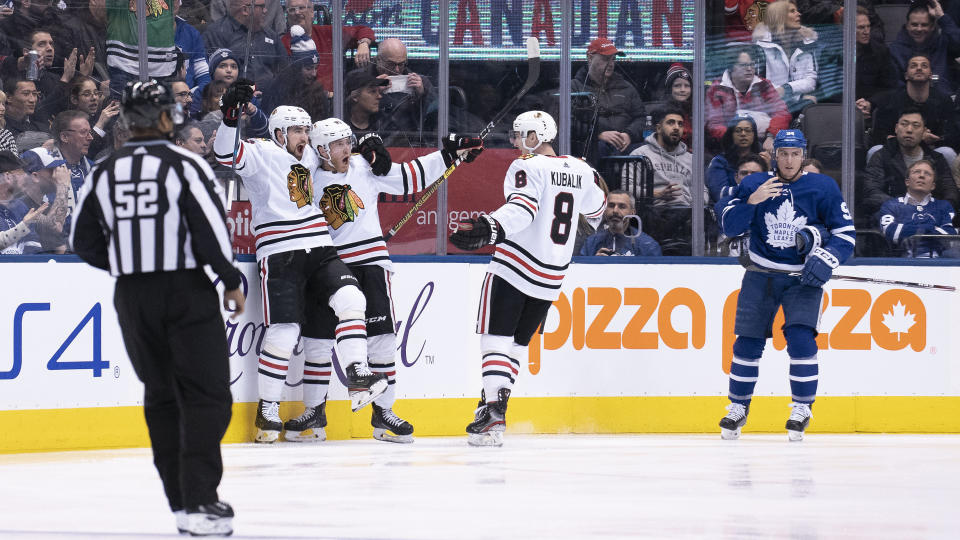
[
  {"xmin": 226, "ymin": 0, "xmax": 257, "ymax": 211},
  {"xmin": 383, "ymin": 37, "xmax": 541, "ymax": 242},
  {"xmin": 736, "ymin": 246, "xmax": 956, "ymax": 292}
]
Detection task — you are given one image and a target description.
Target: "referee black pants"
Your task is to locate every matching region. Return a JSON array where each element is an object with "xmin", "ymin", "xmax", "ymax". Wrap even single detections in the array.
[{"xmin": 114, "ymin": 269, "xmax": 233, "ymax": 510}]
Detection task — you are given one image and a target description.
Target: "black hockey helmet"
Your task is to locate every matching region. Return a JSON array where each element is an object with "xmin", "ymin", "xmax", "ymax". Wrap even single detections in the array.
[{"xmin": 120, "ymin": 79, "xmax": 185, "ymax": 132}]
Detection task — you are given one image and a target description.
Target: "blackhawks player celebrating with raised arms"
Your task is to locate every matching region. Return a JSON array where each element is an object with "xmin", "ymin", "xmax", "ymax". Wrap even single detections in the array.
[
  {"xmin": 213, "ymin": 80, "xmax": 386, "ymax": 443},
  {"xmin": 293, "ymin": 118, "xmax": 484, "ymax": 443},
  {"xmin": 715, "ymin": 129, "xmax": 855, "ymax": 441},
  {"xmin": 450, "ymin": 111, "xmax": 606, "ymax": 447}
]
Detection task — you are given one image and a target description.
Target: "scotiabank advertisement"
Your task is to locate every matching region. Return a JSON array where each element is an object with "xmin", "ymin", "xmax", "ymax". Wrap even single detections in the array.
[{"xmin": 1, "ymin": 261, "xmax": 958, "ymax": 411}]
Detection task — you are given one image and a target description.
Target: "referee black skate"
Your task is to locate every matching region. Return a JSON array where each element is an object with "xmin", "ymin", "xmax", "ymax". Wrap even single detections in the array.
[{"xmin": 70, "ymin": 80, "xmax": 244, "ymax": 537}]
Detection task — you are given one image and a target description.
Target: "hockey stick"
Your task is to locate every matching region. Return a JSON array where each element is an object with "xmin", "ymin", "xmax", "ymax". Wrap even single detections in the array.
[
  {"xmin": 736, "ymin": 245, "xmax": 956, "ymax": 292},
  {"xmin": 226, "ymin": 0, "xmax": 257, "ymax": 211},
  {"xmin": 383, "ymin": 37, "xmax": 541, "ymax": 242}
]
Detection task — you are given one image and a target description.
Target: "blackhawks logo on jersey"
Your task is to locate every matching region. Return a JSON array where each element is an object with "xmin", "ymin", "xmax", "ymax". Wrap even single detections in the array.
[
  {"xmin": 287, "ymin": 164, "xmax": 313, "ymax": 208},
  {"xmin": 320, "ymin": 184, "xmax": 364, "ymax": 230},
  {"xmin": 764, "ymin": 198, "xmax": 807, "ymax": 249}
]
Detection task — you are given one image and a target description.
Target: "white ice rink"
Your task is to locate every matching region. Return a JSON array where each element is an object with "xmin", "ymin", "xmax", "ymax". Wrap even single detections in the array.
[{"xmin": 1, "ymin": 434, "xmax": 958, "ymax": 539}]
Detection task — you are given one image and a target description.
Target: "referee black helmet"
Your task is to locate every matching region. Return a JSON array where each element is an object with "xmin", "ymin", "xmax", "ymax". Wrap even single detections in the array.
[{"xmin": 121, "ymin": 80, "xmax": 185, "ymax": 133}]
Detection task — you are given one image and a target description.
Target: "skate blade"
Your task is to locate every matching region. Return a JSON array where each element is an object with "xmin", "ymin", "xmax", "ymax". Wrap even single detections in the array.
[
  {"xmin": 373, "ymin": 428, "xmax": 414, "ymax": 444},
  {"xmin": 467, "ymin": 432, "xmax": 503, "ymax": 447},
  {"xmin": 349, "ymin": 379, "xmax": 388, "ymax": 412},
  {"xmin": 284, "ymin": 428, "xmax": 327, "ymax": 442},
  {"xmin": 787, "ymin": 429, "xmax": 804, "ymax": 442},
  {"xmin": 185, "ymin": 514, "xmax": 233, "ymax": 536},
  {"xmin": 254, "ymin": 429, "xmax": 280, "ymax": 443},
  {"xmin": 720, "ymin": 427, "xmax": 741, "ymax": 440}
]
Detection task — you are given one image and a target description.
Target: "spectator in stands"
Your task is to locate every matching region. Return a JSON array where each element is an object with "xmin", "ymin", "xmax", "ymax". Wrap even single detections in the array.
[
  {"xmin": 104, "ymin": 0, "xmax": 178, "ymax": 99},
  {"xmin": 369, "ymin": 38, "xmax": 437, "ymax": 146},
  {"xmin": 51, "ymin": 110, "xmax": 94, "ymax": 205},
  {"xmin": 664, "ymin": 63, "xmax": 692, "ymax": 149},
  {"xmin": 0, "ymin": 3, "xmax": 13, "ymax": 57},
  {"xmin": 17, "ymin": 146, "xmax": 70, "ymax": 253},
  {"xmin": 866, "ymin": 53, "xmax": 958, "ymax": 163},
  {"xmin": 263, "ymin": 25, "xmax": 330, "ymax": 121},
  {"xmin": 343, "ymin": 68, "xmax": 388, "ymax": 141},
  {"xmin": 0, "ymin": 90, "xmax": 19, "ymax": 154},
  {"xmin": 281, "ymin": 0, "xmax": 374, "ymax": 93},
  {"xmin": 706, "ymin": 113, "xmax": 768, "ymax": 203},
  {"xmin": 878, "ymin": 159, "xmax": 957, "ymax": 257},
  {"xmin": 3, "ymin": 78, "xmax": 45, "ymax": 138},
  {"xmin": 0, "ymin": 0, "xmax": 62, "ymax": 59},
  {"xmin": 0, "ymin": 151, "xmax": 46, "ymax": 255},
  {"xmin": 211, "ymin": 0, "xmax": 286, "ymax": 36},
  {"xmin": 174, "ymin": 0, "xmax": 211, "ymax": 91},
  {"xmin": 629, "ymin": 106, "xmax": 694, "ymax": 208},
  {"xmin": 889, "ymin": 0, "xmax": 960, "ymax": 94},
  {"xmin": 706, "ymin": 44, "xmax": 791, "ymax": 153},
  {"xmin": 579, "ymin": 190, "xmax": 662, "ymax": 256},
  {"xmin": 204, "ymin": 0, "xmax": 288, "ymax": 90},
  {"xmin": 752, "ymin": 0, "xmax": 819, "ymax": 114},
  {"xmin": 175, "ymin": 122, "xmax": 208, "ymax": 157},
  {"xmin": 69, "ymin": 75, "xmax": 118, "ymax": 159},
  {"xmin": 861, "ymin": 108, "xmax": 960, "ymax": 217},
  {"xmin": 736, "ymin": 153, "xmax": 770, "ymax": 181},
  {"xmin": 801, "ymin": 157, "xmax": 823, "ymax": 173},
  {"xmin": 170, "ymin": 80, "xmax": 195, "ymax": 120},
  {"xmin": 721, "ymin": 0, "xmax": 767, "ymax": 42},
  {"xmin": 794, "ymin": 0, "xmax": 843, "ymax": 25},
  {"xmin": 855, "ymin": 5, "xmax": 897, "ymax": 112},
  {"xmin": 56, "ymin": 0, "xmax": 109, "ymax": 83},
  {"xmin": 570, "ymin": 38, "xmax": 646, "ymax": 166}
]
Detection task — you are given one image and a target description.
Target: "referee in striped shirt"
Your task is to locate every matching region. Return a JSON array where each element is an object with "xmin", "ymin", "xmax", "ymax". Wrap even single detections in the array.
[{"xmin": 70, "ymin": 80, "xmax": 243, "ymax": 537}]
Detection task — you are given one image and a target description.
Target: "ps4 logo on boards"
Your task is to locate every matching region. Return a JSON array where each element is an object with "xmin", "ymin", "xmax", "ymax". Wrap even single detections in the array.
[{"xmin": 2, "ymin": 303, "xmax": 108, "ymax": 381}]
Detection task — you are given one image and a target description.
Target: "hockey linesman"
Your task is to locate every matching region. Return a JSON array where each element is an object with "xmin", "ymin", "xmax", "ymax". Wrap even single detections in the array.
[
  {"xmin": 70, "ymin": 80, "xmax": 243, "ymax": 537},
  {"xmin": 715, "ymin": 129, "xmax": 855, "ymax": 441},
  {"xmin": 450, "ymin": 111, "xmax": 606, "ymax": 447},
  {"xmin": 212, "ymin": 79, "xmax": 386, "ymax": 443},
  {"xmin": 285, "ymin": 118, "xmax": 484, "ymax": 443}
]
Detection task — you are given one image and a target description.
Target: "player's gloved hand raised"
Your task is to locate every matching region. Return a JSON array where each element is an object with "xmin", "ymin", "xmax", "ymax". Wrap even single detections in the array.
[
  {"xmin": 800, "ymin": 247, "xmax": 839, "ymax": 287},
  {"xmin": 795, "ymin": 225, "xmax": 829, "ymax": 257},
  {"xmin": 441, "ymin": 133, "xmax": 484, "ymax": 167},
  {"xmin": 356, "ymin": 133, "xmax": 392, "ymax": 176},
  {"xmin": 450, "ymin": 214, "xmax": 503, "ymax": 250},
  {"xmin": 219, "ymin": 79, "xmax": 255, "ymax": 127}
]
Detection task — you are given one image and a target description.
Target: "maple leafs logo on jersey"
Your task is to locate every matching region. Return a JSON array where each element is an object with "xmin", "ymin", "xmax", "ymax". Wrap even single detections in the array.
[
  {"xmin": 763, "ymin": 199, "xmax": 807, "ymax": 249},
  {"xmin": 320, "ymin": 184, "xmax": 364, "ymax": 230},
  {"xmin": 287, "ymin": 164, "xmax": 313, "ymax": 208}
]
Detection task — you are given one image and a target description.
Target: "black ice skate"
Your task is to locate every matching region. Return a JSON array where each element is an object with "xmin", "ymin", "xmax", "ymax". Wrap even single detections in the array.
[
  {"xmin": 786, "ymin": 402, "xmax": 812, "ymax": 442},
  {"xmin": 255, "ymin": 399, "xmax": 282, "ymax": 443},
  {"xmin": 371, "ymin": 403, "xmax": 414, "ymax": 443},
  {"xmin": 719, "ymin": 402, "xmax": 749, "ymax": 440},
  {"xmin": 466, "ymin": 388, "xmax": 510, "ymax": 447},
  {"xmin": 284, "ymin": 401, "xmax": 327, "ymax": 442},
  {"xmin": 183, "ymin": 501, "xmax": 233, "ymax": 537},
  {"xmin": 345, "ymin": 362, "xmax": 388, "ymax": 412}
]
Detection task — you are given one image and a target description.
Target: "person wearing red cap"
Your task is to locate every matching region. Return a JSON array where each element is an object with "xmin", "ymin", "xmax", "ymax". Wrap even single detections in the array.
[{"xmin": 569, "ymin": 37, "xmax": 646, "ymax": 167}]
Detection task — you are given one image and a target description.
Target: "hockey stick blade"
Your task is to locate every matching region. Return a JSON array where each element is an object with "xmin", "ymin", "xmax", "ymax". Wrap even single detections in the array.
[{"xmin": 383, "ymin": 37, "xmax": 541, "ymax": 242}]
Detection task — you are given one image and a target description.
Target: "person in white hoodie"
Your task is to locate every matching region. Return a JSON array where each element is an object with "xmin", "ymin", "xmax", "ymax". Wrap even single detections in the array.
[{"xmin": 752, "ymin": 0, "xmax": 819, "ymax": 113}]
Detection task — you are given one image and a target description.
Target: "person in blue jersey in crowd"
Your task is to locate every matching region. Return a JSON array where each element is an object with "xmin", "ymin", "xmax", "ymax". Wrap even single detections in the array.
[
  {"xmin": 878, "ymin": 159, "xmax": 958, "ymax": 258},
  {"xmin": 714, "ymin": 129, "xmax": 855, "ymax": 442}
]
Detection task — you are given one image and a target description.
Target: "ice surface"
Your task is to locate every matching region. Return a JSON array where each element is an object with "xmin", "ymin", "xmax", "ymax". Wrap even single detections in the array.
[{"xmin": 0, "ymin": 434, "xmax": 957, "ymax": 539}]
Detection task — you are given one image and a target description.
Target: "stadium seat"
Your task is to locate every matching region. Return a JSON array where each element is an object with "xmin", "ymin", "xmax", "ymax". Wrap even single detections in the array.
[
  {"xmin": 800, "ymin": 103, "xmax": 865, "ymax": 183},
  {"xmin": 875, "ymin": 4, "xmax": 910, "ymax": 45}
]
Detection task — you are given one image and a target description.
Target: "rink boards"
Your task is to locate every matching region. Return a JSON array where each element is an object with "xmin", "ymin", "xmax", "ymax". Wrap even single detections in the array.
[{"xmin": 1, "ymin": 259, "xmax": 959, "ymax": 452}]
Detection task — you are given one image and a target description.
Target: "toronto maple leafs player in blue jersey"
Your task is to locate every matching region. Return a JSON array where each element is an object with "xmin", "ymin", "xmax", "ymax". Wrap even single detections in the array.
[{"xmin": 714, "ymin": 129, "xmax": 856, "ymax": 441}]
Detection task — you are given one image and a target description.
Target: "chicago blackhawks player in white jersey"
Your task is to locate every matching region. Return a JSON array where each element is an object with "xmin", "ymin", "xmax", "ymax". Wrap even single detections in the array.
[
  {"xmin": 289, "ymin": 117, "xmax": 483, "ymax": 443},
  {"xmin": 212, "ymin": 79, "xmax": 386, "ymax": 443},
  {"xmin": 450, "ymin": 111, "xmax": 606, "ymax": 446}
]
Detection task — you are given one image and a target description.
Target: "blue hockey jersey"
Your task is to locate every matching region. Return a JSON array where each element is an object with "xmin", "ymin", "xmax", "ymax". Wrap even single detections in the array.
[
  {"xmin": 715, "ymin": 171, "xmax": 855, "ymax": 271},
  {"xmin": 878, "ymin": 195, "xmax": 957, "ymax": 257}
]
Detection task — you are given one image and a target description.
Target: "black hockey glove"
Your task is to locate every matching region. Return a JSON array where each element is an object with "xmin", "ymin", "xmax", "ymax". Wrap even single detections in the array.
[
  {"xmin": 219, "ymin": 79, "xmax": 255, "ymax": 127},
  {"xmin": 441, "ymin": 133, "xmax": 484, "ymax": 167},
  {"xmin": 450, "ymin": 215, "xmax": 503, "ymax": 251},
  {"xmin": 356, "ymin": 133, "xmax": 392, "ymax": 176}
]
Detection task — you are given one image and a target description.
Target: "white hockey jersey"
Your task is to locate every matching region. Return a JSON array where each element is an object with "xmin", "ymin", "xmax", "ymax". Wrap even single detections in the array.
[
  {"xmin": 488, "ymin": 154, "xmax": 606, "ymax": 300},
  {"xmin": 213, "ymin": 123, "xmax": 330, "ymax": 260},
  {"xmin": 312, "ymin": 151, "xmax": 448, "ymax": 271}
]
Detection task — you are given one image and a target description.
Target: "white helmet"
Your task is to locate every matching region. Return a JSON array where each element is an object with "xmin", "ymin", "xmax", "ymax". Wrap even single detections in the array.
[
  {"xmin": 268, "ymin": 105, "xmax": 312, "ymax": 145},
  {"xmin": 513, "ymin": 110, "xmax": 557, "ymax": 152},
  {"xmin": 310, "ymin": 117, "xmax": 355, "ymax": 167}
]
